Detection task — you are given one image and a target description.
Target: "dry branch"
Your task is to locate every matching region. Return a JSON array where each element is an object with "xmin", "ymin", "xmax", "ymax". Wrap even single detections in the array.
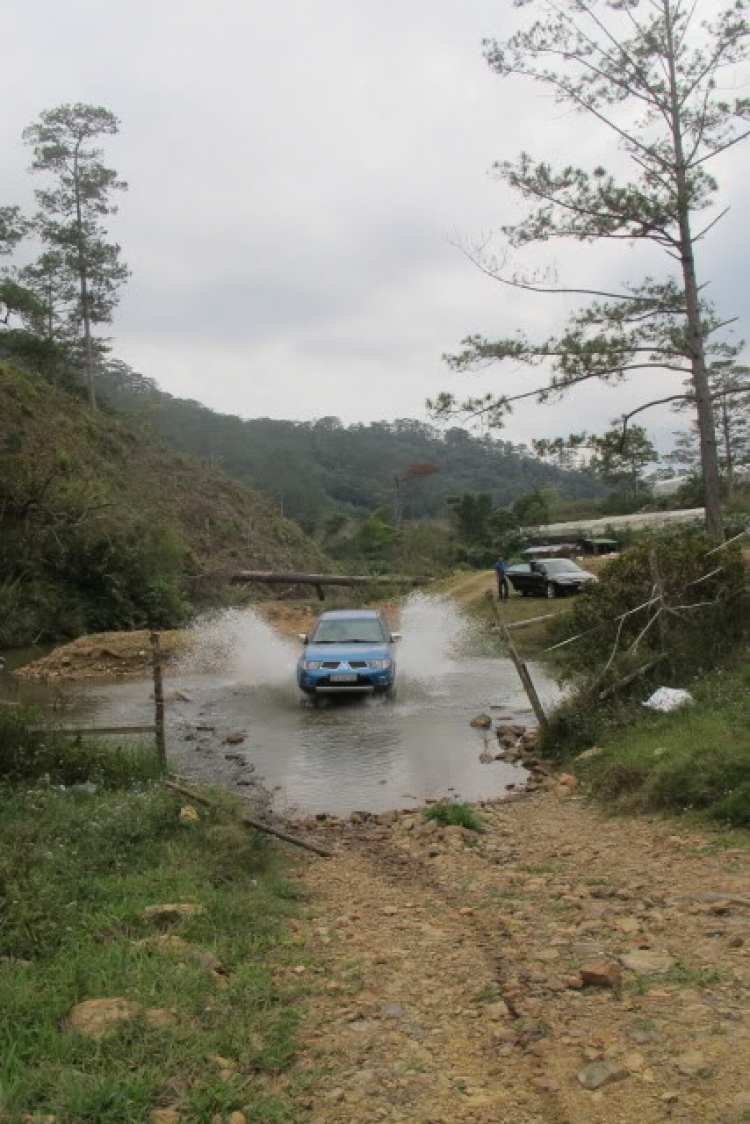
[{"xmin": 165, "ymin": 781, "xmax": 332, "ymax": 858}]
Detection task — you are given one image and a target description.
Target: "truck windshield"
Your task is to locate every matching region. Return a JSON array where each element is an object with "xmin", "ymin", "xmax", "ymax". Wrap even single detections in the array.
[{"xmin": 312, "ymin": 618, "xmax": 386, "ymax": 643}]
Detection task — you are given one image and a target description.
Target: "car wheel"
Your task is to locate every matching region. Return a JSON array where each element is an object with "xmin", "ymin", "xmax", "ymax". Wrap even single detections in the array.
[
  {"xmin": 520, "ymin": 589, "xmax": 530, "ymax": 597},
  {"xmin": 546, "ymin": 582, "xmax": 558, "ymax": 599}
]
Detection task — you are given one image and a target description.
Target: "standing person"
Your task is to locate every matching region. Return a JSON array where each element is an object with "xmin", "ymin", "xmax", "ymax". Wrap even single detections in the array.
[{"xmin": 494, "ymin": 556, "xmax": 509, "ymax": 600}]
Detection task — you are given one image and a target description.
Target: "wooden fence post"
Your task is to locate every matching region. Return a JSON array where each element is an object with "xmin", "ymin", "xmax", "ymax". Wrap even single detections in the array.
[
  {"xmin": 486, "ymin": 593, "xmax": 549, "ymax": 735},
  {"xmin": 150, "ymin": 630, "xmax": 167, "ymax": 766}
]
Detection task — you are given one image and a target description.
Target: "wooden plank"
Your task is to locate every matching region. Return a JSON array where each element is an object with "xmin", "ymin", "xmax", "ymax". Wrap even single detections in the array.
[
  {"xmin": 494, "ymin": 612, "xmax": 560, "ymax": 632},
  {"xmin": 30, "ymin": 725, "xmax": 158, "ymax": 736}
]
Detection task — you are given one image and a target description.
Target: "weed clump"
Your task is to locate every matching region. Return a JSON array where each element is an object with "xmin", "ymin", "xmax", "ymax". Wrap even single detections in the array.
[
  {"xmin": 422, "ymin": 801, "xmax": 485, "ymax": 832},
  {"xmin": 0, "ymin": 703, "xmax": 162, "ymax": 787}
]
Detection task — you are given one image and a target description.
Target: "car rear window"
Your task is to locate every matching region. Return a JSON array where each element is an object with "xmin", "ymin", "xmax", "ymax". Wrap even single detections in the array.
[{"xmin": 542, "ymin": 559, "xmax": 584, "ymax": 575}]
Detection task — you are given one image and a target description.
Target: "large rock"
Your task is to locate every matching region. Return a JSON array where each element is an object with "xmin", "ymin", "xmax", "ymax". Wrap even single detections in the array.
[
  {"xmin": 577, "ymin": 1060, "xmax": 628, "ymax": 1090},
  {"xmin": 67, "ymin": 998, "xmax": 143, "ymax": 1039},
  {"xmin": 620, "ymin": 949, "xmax": 675, "ymax": 973}
]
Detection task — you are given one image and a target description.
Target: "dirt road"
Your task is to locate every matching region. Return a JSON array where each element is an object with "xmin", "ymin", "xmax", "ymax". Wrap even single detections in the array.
[{"xmin": 293, "ymin": 791, "xmax": 750, "ymax": 1123}]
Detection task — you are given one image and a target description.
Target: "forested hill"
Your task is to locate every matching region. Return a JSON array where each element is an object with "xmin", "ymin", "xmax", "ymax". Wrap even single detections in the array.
[
  {"xmin": 0, "ymin": 363, "xmax": 329, "ymax": 647},
  {"xmin": 99, "ymin": 365, "xmax": 602, "ymax": 531}
]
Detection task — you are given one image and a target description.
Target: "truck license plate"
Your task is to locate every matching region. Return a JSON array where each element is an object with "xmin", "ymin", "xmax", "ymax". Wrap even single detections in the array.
[{"xmin": 331, "ymin": 674, "xmax": 357, "ymax": 683}]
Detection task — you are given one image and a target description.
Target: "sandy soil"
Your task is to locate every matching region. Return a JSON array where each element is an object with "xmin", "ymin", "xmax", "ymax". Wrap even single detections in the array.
[{"xmin": 291, "ymin": 790, "xmax": 750, "ymax": 1124}]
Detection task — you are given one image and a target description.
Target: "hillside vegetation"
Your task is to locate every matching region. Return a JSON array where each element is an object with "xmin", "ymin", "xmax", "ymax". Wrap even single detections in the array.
[
  {"xmin": 0, "ymin": 363, "xmax": 328, "ymax": 647},
  {"xmin": 98, "ymin": 364, "xmax": 604, "ymax": 532}
]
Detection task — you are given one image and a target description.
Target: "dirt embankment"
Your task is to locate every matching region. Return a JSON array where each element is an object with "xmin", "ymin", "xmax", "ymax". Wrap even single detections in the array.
[
  {"xmin": 14, "ymin": 602, "xmax": 406, "ymax": 682},
  {"xmin": 291, "ymin": 789, "xmax": 750, "ymax": 1124}
]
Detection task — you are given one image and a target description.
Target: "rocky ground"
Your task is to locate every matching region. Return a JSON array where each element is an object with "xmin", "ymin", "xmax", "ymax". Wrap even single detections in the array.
[{"xmin": 290, "ymin": 789, "xmax": 750, "ymax": 1124}]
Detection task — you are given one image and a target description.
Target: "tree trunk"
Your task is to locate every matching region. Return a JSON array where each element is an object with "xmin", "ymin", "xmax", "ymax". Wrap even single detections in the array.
[
  {"xmin": 720, "ymin": 391, "xmax": 733, "ymax": 488},
  {"xmin": 664, "ymin": 0, "xmax": 723, "ymax": 541},
  {"xmin": 73, "ymin": 146, "xmax": 97, "ymax": 410}
]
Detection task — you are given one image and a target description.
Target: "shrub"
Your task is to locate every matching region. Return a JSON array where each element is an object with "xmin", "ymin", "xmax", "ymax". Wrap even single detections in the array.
[
  {"xmin": 422, "ymin": 801, "xmax": 485, "ymax": 831},
  {"xmin": 546, "ymin": 532, "xmax": 747, "ymax": 684}
]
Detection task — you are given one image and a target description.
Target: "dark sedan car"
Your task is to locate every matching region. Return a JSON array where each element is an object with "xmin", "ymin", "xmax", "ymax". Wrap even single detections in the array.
[{"xmin": 507, "ymin": 558, "xmax": 598, "ymax": 598}]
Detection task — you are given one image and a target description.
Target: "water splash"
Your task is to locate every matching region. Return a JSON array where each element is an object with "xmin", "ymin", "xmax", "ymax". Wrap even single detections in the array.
[
  {"xmin": 180, "ymin": 606, "xmax": 298, "ymax": 687},
  {"xmin": 397, "ymin": 592, "xmax": 476, "ymax": 681}
]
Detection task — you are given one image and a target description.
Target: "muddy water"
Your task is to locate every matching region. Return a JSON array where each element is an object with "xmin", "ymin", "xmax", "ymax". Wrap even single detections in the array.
[{"xmin": 1, "ymin": 596, "xmax": 563, "ymax": 816}]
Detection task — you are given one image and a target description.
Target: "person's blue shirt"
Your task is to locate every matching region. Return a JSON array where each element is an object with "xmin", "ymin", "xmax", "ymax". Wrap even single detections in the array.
[{"xmin": 494, "ymin": 559, "xmax": 507, "ymax": 578}]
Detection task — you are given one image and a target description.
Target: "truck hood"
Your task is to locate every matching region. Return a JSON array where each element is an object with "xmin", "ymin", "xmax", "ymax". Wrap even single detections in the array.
[{"xmin": 300, "ymin": 642, "xmax": 391, "ymax": 663}]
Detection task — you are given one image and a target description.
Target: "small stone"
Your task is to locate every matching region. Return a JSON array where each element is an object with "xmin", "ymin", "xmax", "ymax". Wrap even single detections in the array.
[
  {"xmin": 620, "ymin": 949, "xmax": 675, "ymax": 973},
  {"xmin": 631, "ymin": 1027, "xmax": 664, "ymax": 1045},
  {"xmin": 145, "ymin": 1008, "xmax": 179, "ymax": 1030},
  {"xmin": 577, "ymin": 1060, "xmax": 628, "ymax": 1090},
  {"xmin": 207, "ymin": 1054, "xmax": 237, "ymax": 1071},
  {"xmin": 470, "ymin": 714, "xmax": 492, "ymax": 729},
  {"xmin": 580, "ymin": 959, "xmax": 622, "ymax": 991},
  {"xmin": 225, "ymin": 731, "xmax": 246, "ymax": 744},
  {"xmin": 381, "ymin": 1003, "xmax": 406, "ymax": 1018},
  {"xmin": 558, "ymin": 773, "xmax": 579, "ymax": 788},
  {"xmin": 675, "ymin": 1050, "xmax": 711, "ymax": 1078},
  {"xmin": 228, "ymin": 1114, "xmax": 247, "ymax": 1124},
  {"xmin": 623, "ymin": 1051, "xmax": 646, "ymax": 1072},
  {"xmin": 150, "ymin": 1112, "xmax": 180, "ymax": 1124},
  {"xmin": 141, "ymin": 903, "xmax": 206, "ymax": 925},
  {"xmin": 382, "ymin": 906, "xmax": 398, "ymax": 916},
  {"xmin": 67, "ymin": 998, "xmax": 142, "ymax": 1039},
  {"xmin": 484, "ymin": 1000, "xmax": 510, "ymax": 1020},
  {"xmin": 179, "ymin": 805, "xmax": 199, "ymax": 824}
]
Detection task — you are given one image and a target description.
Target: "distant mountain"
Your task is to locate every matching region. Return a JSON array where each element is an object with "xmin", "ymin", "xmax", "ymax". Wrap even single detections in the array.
[{"xmin": 99, "ymin": 364, "xmax": 603, "ymax": 532}]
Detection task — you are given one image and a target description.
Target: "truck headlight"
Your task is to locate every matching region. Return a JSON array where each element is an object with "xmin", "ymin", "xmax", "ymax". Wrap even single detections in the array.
[
  {"xmin": 301, "ymin": 660, "xmax": 323, "ymax": 670},
  {"xmin": 368, "ymin": 659, "xmax": 393, "ymax": 669}
]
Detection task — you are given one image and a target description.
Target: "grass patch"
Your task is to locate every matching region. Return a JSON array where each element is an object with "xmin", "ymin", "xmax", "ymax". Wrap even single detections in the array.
[
  {"xmin": 552, "ymin": 648, "xmax": 750, "ymax": 828},
  {"xmin": 422, "ymin": 801, "xmax": 485, "ymax": 832},
  {"xmin": 0, "ymin": 781, "xmax": 308, "ymax": 1122},
  {"xmin": 624, "ymin": 965, "xmax": 729, "ymax": 995},
  {"xmin": 0, "ymin": 704, "xmax": 163, "ymax": 788}
]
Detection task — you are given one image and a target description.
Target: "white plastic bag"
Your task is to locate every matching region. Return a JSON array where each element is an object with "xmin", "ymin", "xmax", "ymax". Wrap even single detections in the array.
[{"xmin": 643, "ymin": 687, "xmax": 694, "ymax": 713}]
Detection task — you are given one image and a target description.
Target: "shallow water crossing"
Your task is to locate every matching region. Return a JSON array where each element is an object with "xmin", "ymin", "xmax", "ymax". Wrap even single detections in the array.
[{"xmin": 5, "ymin": 595, "xmax": 563, "ymax": 815}]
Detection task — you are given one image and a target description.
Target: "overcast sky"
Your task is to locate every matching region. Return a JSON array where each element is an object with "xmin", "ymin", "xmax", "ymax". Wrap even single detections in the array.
[{"xmin": 2, "ymin": 0, "xmax": 747, "ymax": 452}]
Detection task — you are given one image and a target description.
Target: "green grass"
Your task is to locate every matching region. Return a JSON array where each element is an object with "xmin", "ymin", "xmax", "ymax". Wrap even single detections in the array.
[
  {"xmin": 0, "ymin": 703, "xmax": 163, "ymax": 788},
  {"xmin": 422, "ymin": 801, "xmax": 485, "ymax": 832},
  {"xmin": 0, "ymin": 782, "xmax": 309, "ymax": 1123},
  {"xmin": 561, "ymin": 649, "xmax": 750, "ymax": 828},
  {"xmin": 624, "ymin": 965, "xmax": 729, "ymax": 995}
]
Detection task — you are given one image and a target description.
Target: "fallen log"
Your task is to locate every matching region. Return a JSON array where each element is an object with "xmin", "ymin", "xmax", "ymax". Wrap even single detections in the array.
[
  {"xmin": 165, "ymin": 781, "xmax": 332, "ymax": 858},
  {"xmin": 212, "ymin": 570, "xmax": 431, "ymax": 588}
]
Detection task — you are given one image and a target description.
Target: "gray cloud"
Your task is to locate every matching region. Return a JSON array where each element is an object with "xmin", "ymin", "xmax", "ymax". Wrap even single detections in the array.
[{"xmin": 1, "ymin": 0, "xmax": 747, "ymax": 453}]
